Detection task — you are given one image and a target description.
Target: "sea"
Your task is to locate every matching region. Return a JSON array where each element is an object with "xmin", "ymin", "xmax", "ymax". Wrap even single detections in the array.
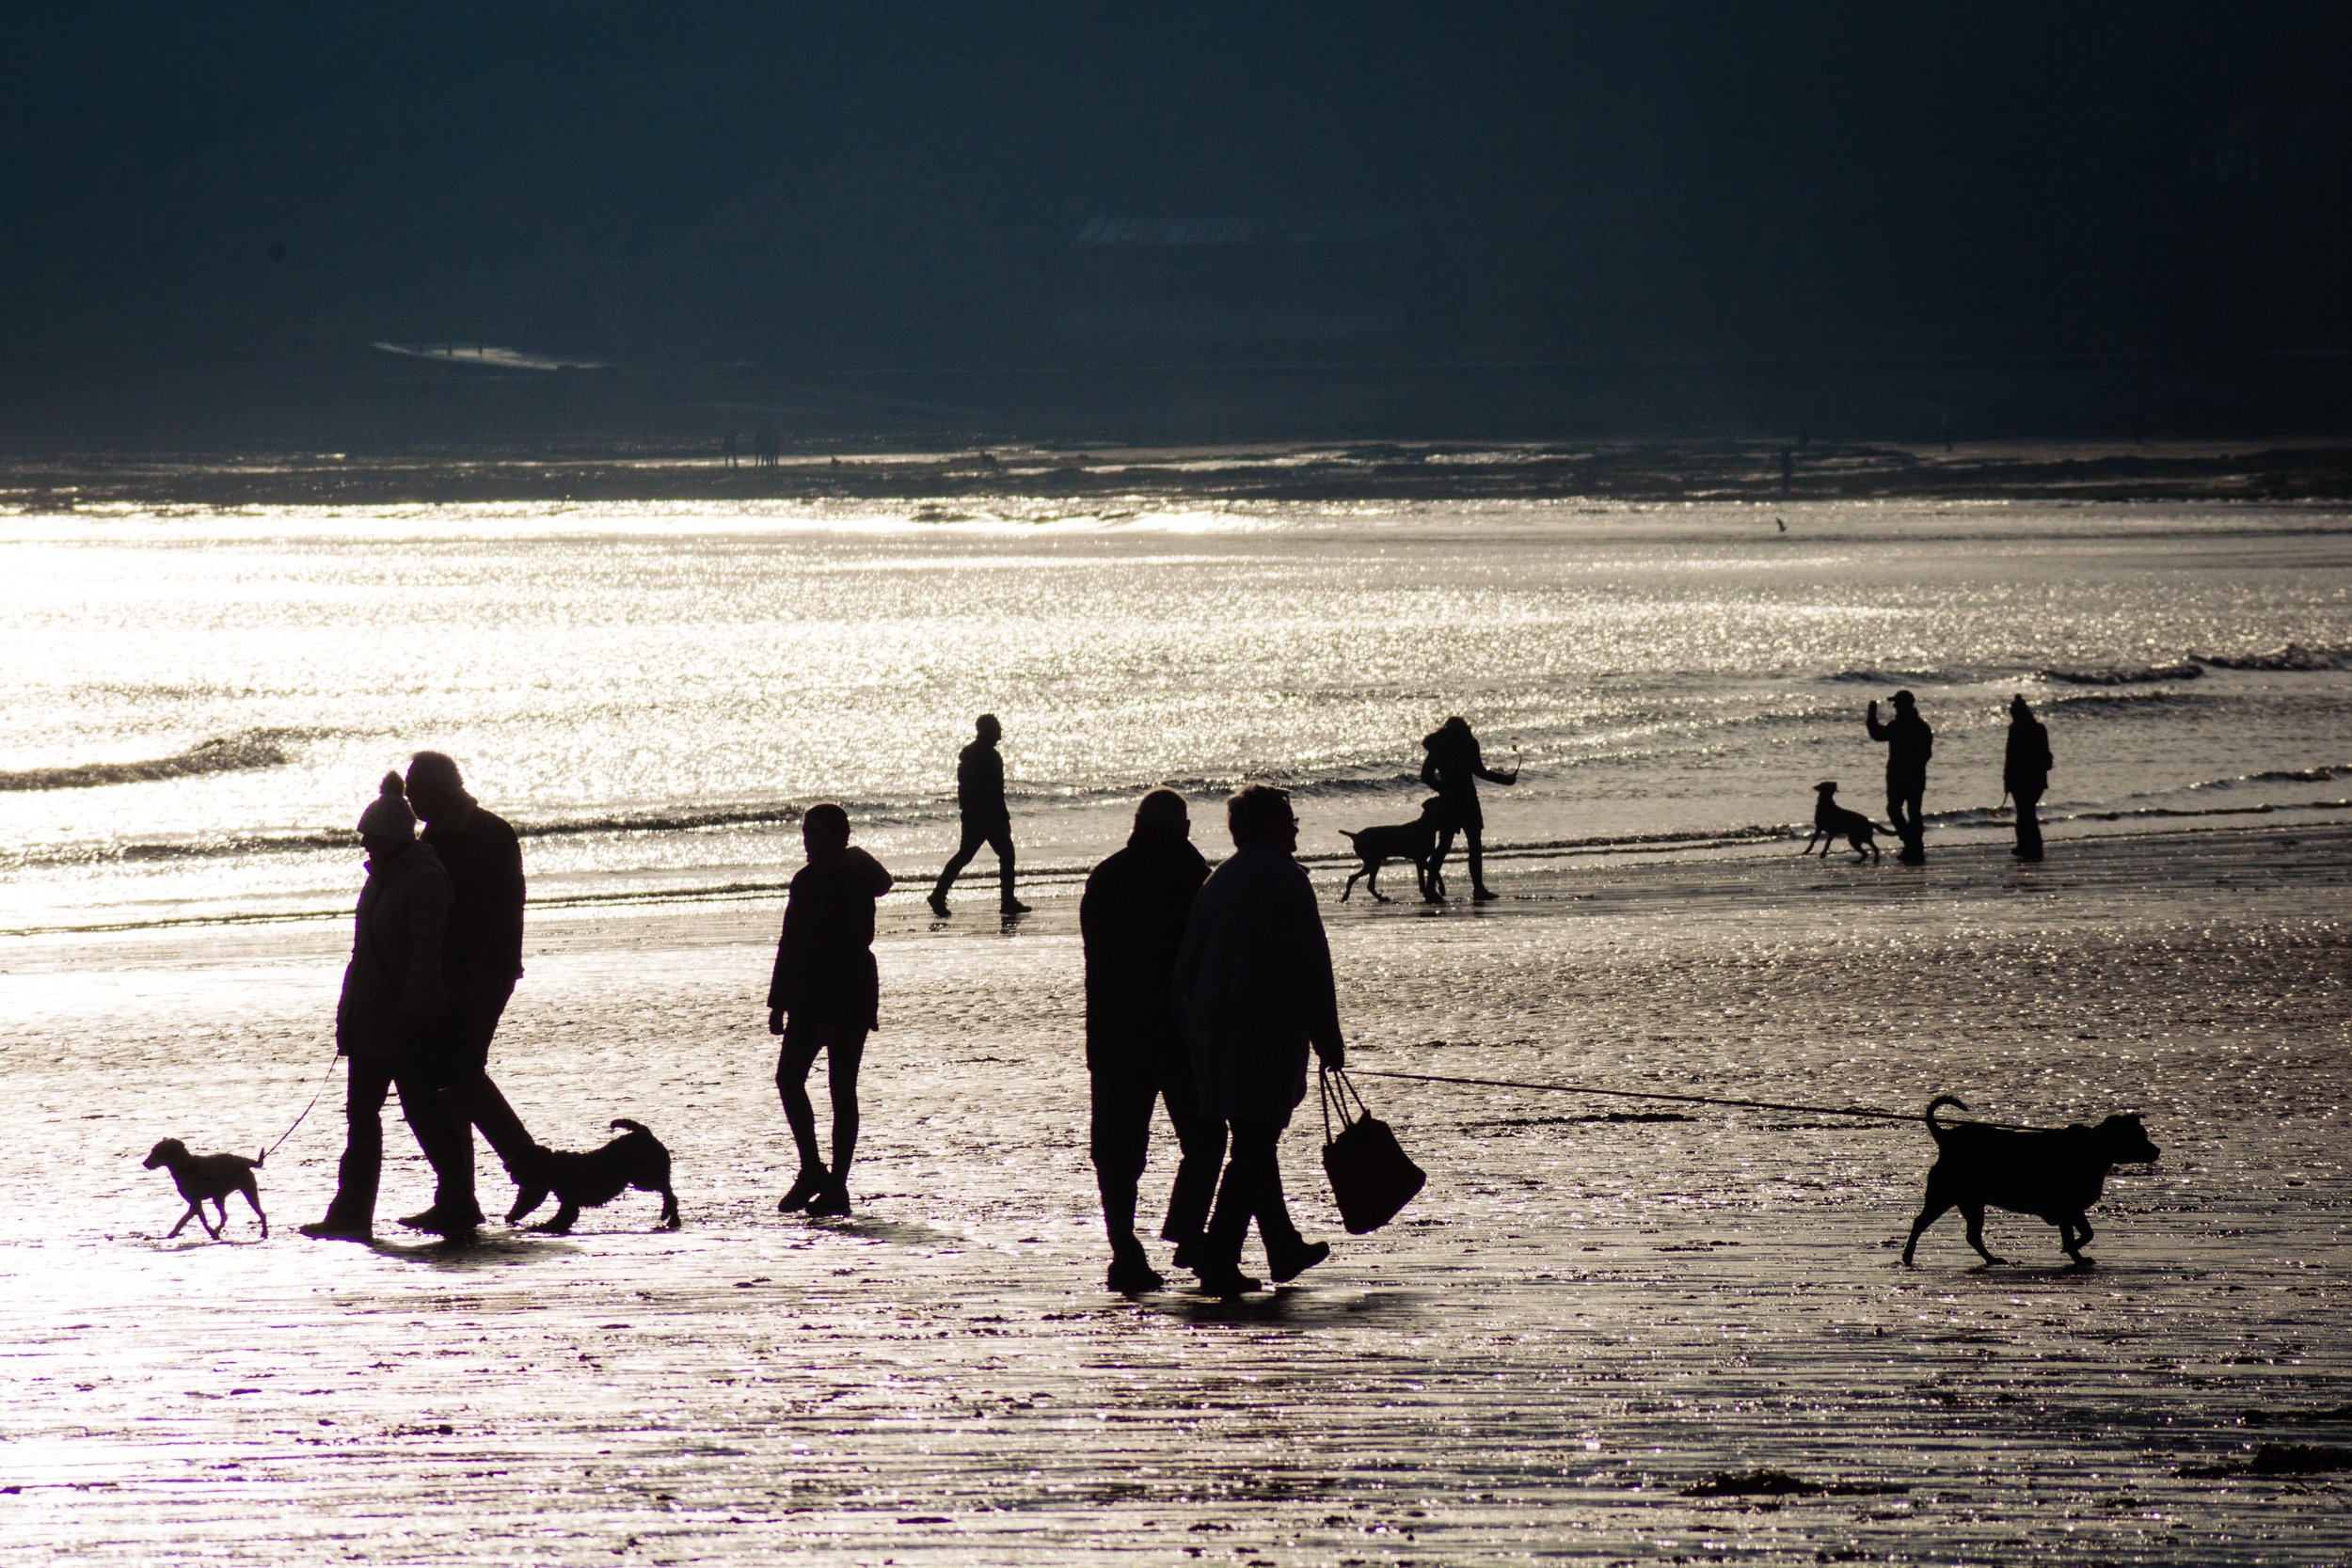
[{"xmin": 6, "ymin": 496, "xmax": 2351, "ymax": 931}]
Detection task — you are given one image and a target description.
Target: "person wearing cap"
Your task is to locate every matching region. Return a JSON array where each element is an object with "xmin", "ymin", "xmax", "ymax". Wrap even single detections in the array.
[
  {"xmin": 1866, "ymin": 690, "xmax": 1935, "ymax": 864},
  {"xmin": 401, "ymin": 750, "xmax": 539, "ymax": 1236},
  {"xmin": 2003, "ymin": 694, "xmax": 2053, "ymax": 862},
  {"xmin": 1080, "ymin": 787, "xmax": 1221, "ymax": 1292},
  {"xmin": 299, "ymin": 773, "xmax": 472, "ymax": 1241},
  {"xmin": 1172, "ymin": 784, "xmax": 1344, "ymax": 1296}
]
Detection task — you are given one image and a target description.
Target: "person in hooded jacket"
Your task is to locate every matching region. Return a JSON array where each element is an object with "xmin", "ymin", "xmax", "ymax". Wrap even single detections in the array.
[
  {"xmin": 299, "ymin": 773, "xmax": 472, "ymax": 1241},
  {"xmin": 1173, "ymin": 784, "xmax": 1343, "ymax": 1295},
  {"xmin": 2003, "ymin": 694, "xmax": 2053, "ymax": 862},
  {"xmin": 1080, "ymin": 788, "xmax": 1222, "ymax": 1292},
  {"xmin": 768, "ymin": 801, "xmax": 894, "ymax": 1217},
  {"xmin": 1420, "ymin": 716, "xmax": 1518, "ymax": 902}
]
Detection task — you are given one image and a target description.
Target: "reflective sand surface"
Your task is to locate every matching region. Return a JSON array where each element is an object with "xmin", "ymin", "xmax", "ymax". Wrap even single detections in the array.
[{"xmin": 5, "ymin": 826, "xmax": 2346, "ymax": 1564}]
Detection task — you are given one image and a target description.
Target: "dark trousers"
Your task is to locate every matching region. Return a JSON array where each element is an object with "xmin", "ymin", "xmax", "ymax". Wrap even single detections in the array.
[
  {"xmin": 776, "ymin": 1016, "xmax": 867, "ymax": 1180},
  {"xmin": 1886, "ymin": 774, "xmax": 1926, "ymax": 861},
  {"xmin": 1203, "ymin": 1115, "xmax": 1305, "ymax": 1271},
  {"xmin": 1431, "ymin": 818, "xmax": 1487, "ymax": 896},
  {"xmin": 933, "ymin": 818, "xmax": 1015, "ymax": 904},
  {"xmin": 324, "ymin": 1050, "xmax": 474, "ymax": 1227},
  {"xmin": 1089, "ymin": 1045, "xmax": 1225, "ymax": 1252},
  {"xmin": 2012, "ymin": 785, "xmax": 2044, "ymax": 861},
  {"xmin": 434, "ymin": 975, "xmax": 536, "ymax": 1183}
]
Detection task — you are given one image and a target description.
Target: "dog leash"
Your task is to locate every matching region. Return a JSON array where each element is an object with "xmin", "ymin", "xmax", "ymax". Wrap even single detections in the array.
[
  {"xmin": 258, "ymin": 1054, "xmax": 342, "ymax": 1163},
  {"xmin": 1347, "ymin": 1068, "xmax": 2047, "ymax": 1131}
]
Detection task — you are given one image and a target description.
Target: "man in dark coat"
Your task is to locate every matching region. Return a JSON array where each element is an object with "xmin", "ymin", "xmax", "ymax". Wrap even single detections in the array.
[
  {"xmin": 403, "ymin": 751, "xmax": 538, "ymax": 1235},
  {"xmin": 769, "ymin": 801, "xmax": 894, "ymax": 1216},
  {"xmin": 1420, "ymin": 715, "xmax": 1518, "ymax": 901},
  {"xmin": 2003, "ymin": 694, "xmax": 2054, "ymax": 862},
  {"xmin": 928, "ymin": 713, "xmax": 1028, "ymax": 916},
  {"xmin": 1080, "ymin": 788, "xmax": 1223, "ymax": 1292},
  {"xmin": 1866, "ymin": 690, "xmax": 1934, "ymax": 864},
  {"xmin": 1172, "ymin": 784, "xmax": 1344, "ymax": 1296}
]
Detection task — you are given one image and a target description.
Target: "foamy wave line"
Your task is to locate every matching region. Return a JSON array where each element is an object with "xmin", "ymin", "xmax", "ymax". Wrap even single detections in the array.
[
  {"xmin": 2037, "ymin": 660, "xmax": 2202, "ymax": 687},
  {"xmin": 0, "ymin": 730, "xmax": 301, "ymax": 792},
  {"xmin": 2189, "ymin": 643, "xmax": 2352, "ymax": 673}
]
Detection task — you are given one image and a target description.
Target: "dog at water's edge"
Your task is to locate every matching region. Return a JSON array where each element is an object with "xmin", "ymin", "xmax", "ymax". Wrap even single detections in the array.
[
  {"xmin": 1802, "ymin": 781, "xmax": 1885, "ymax": 863},
  {"xmin": 1901, "ymin": 1095, "xmax": 2157, "ymax": 1266},
  {"xmin": 1338, "ymin": 796, "xmax": 1452, "ymax": 903}
]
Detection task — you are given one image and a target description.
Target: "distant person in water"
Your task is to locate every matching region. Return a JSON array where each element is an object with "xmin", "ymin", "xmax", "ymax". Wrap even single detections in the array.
[
  {"xmin": 1172, "ymin": 784, "xmax": 1343, "ymax": 1295},
  {"xmin": 2004, "ymin": 694, "xmax": 2053, "ymax": 862},
  {"xmin": 1867, "ymin": 690, "xmax": 1934, "ymax": 864},
  {"xmin": 769, "ymin": 801, "xmax": 893, "ymax": 1217},
  {"xmin": 300, "ymin": 774, "xmax": 469, "ymax": 1242},
  {"xmin": 1081, "ymin": 788, "xmax": 1222, "ymax": 1292},
  {"xmin": 1420, "ymin": 716, "xmax": 1518, "ymax": 901},
  {"xmin": 403, "ymin": 751, "xmax": 539, "ymax": 1236},
  {"xmin": 929, "ymin": 714, "xmax": 1028, "ymax": 915}
]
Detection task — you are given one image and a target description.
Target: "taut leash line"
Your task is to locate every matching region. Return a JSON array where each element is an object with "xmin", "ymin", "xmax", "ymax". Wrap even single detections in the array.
[
  {"xmin": 260, "ymin": 1054, "xmax": 342, "ymax": 1163},
  {"xmin": 1347, "ymin": 1068, "xmax": 2044, "ymax": 1131}
]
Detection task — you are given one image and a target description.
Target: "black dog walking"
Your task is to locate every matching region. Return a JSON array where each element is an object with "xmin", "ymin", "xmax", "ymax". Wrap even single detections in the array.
[
  {"xmin": 769, "ymin": 801, "xmax": 894, "ymax": 1217},
  {"xmin": 1081, "ymin": 788, "xmax": 1225, "ymax": 1292}
]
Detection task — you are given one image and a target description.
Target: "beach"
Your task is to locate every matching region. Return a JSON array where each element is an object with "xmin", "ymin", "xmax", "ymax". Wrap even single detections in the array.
[{"xmin": 4, "ymin": 820, "xmax": 2347, "ymax": 1565}]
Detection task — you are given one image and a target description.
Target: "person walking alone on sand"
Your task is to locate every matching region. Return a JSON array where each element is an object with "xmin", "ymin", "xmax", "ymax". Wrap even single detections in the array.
[
  {"xmin": 1172, "ymin": 784, "xmax": 1343, "ymax": 1296},
  {"xmin": 1866, "ymin": 690, "xmax": 1934, "ymax": 864},
  {"xmin": 402, "ymin": 751, "xmax": 540, "ymax": 1234},
  {"xmin": 1081, "ymin": 788, "xmax": 1224, "ymax": 1292},
  {"xmin": 300, "ymin": 774, "xmax": 470, "ymax": 1242},
  {"xmin": 2003, "ymin": 694, "xmax": 2053, "ymax": 862},
  {"xmin": 1420, "ymin": 715, "xmax": 1518, "ymax": 901},
  {"xmin": 929, "ymin": 713, "xmax": 1028, "ymax": 915},
  {"xmin": 769, "ymin": 802, "xmax": 893, "ymax": 1217}
]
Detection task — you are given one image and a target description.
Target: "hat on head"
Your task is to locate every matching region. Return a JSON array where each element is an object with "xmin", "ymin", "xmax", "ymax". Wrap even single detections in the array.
[
  {"xmin": 358, "ymin": 771, "xmax": 415, "ymax": 841},
  {"xmin": 1892, "ymin": 689, "xmax": 1916, "ymax": 707}
]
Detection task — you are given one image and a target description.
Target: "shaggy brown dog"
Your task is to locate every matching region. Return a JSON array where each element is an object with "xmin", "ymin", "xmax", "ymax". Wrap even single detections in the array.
[
  {"xmin": 506, "ymin": 1119, "xmax": 682, "ymax": 1234},
  {"xmin": 143, "ymin": 1138, "xmax": 268, "ymax": 1240},
  {"xmin": 1901, "ymin": 1095, "xmax": 2158, "ymax": 1266}
]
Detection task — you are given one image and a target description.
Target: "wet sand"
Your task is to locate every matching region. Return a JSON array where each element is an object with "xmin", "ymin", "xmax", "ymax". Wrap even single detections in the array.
[{"xmin": 4, "ymin": 823, "xmax": 2348, "ymax": 1564}]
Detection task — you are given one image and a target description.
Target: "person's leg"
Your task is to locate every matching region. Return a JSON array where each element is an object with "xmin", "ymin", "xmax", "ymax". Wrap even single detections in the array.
[
  {"xmin": 931, "ymin": 822, "xmax": 987, "ymax": 905},
  {"xmin": 1904, "ymin": 784, "xmax": 1927, "ymax": 859},
  {"xmin": 987, "ymin": 823, "xmax": 1025, "ymax": 910},
  {"xmin": 821, "ymin": 1028, "xmax": 866, "ymax": 1187},
  {"xmin": 437, "ymin": 978, "xmax": 537, "ymax": 1177},
  {"xmin": 315, "ymin": 1058, "xmax": 392, "ymax": 1230},
  {"xmin": 2016, "ymin": 786, "xmax": 2043, "ymax": 860},
  {"xmin": 1466, "ymin": 822, "xmax": 1494, "ymax": 898},
  {"xmin": 1089, "ymin": 1057, "xmax": 1161, "ymax": 1287},
  {"xmin": 1157, "ymin": 1043, "xmax": 1224, "ymax": 1254},
  {"xmin": 394, "ymin": 1070, "xmax": 480, "ymax": 1228},
  {"xmin": 774, "ymin": 1018, "xmax": 829, "ymax": 1204},
  {"xmin": 1199, "ymin": 1117, "xmax": 1286, "ymax": 1290}
]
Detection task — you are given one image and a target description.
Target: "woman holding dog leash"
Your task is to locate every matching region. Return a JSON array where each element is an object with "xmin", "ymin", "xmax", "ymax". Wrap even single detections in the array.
[{"xmin": 1420, "ymin": 716, "xmax": 1519, "ymax": 902}]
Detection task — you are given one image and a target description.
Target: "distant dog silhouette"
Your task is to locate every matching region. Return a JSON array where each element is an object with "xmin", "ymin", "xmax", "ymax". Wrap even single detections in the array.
[
  {"xmin": 1802, "ymin": 781, "xmax": 1885, "ymax": 863},
  {"xmin": 1901, "ymin": 1095, "xmax": 2159, "ymax": 1266},
  {"xmin": 507, "ymin": 1119, "xmax": 681, "ymax": 1234},
  {"xmin": 143, "ymin": 1138, "xmax": 267, "ymax": 1240},
  {"xmin": 1339, "ymin": 797, "xmax": 1451, "ymax": 903}
]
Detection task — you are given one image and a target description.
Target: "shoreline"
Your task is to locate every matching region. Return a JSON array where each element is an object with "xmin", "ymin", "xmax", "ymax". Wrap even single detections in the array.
[{"xmin": 15, "ymin": 437, "xmax": 2352, "ymax": 509}]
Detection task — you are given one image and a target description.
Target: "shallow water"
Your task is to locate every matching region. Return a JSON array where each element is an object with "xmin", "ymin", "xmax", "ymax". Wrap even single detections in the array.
[
  {"xmin": 4, "ymin": 826, "xmax": 2346, "ymax": 1564},
  {"xmin": 6, "ymin": 499, "xmax": 2352, "ymax": 931}
]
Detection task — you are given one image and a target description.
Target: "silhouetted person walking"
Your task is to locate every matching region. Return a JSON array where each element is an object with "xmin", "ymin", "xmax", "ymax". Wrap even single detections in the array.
[
  {"xmin": 300, "ymin": 774, "xmax": 472, "ymax": 1242},
  {"xmin": 403, "ymin": 751, "xmax": 538, "ymax": 1236},
  {"xmin": 2004, "ymin": 694, "xmax": 2052, "ymax": 862},
  {"xmin": 769, "ymin": 802, "xmax": 894, "ymax": 1217},
  {"xmin": 929, "ymin": 714, "xmax": 1027, "ymax": 915},
  {"xmin": 1421, "ymin": 716, "xmax": 1518, "ymax": 901},
  {"xmin": 1173, "ymin": 784, "xmax": 1343, "ymax": 1295},
  {"xmin": 1867, "ymin": 690, "xmax": 1934, "ymax": 864},
  {"xmin": 1081, "ymin": 788, "xmax": 1223, "ymax": 1292}
]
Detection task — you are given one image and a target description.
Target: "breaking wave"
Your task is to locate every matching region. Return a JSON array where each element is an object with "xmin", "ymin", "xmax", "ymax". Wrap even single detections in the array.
[
  {"xmin": 0, "ymin": 730, "xmax": 301, "ymax": 792},
  {"xmin": 2189, "ymin": 643, "xmax": 2352, "ymax": 673},
  {"xmin": 2037, "ymin": 661, "xmax": 2202, "ymax": 686}
]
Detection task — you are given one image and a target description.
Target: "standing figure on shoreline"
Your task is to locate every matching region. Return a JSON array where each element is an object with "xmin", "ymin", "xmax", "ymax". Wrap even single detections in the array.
[
  {"xmin": 404, "ymin": 751, "xmax": 540, "ymax": 1235},
  {"xmin": 929, "ymin": 713, "xmax": 1028, "ymax": 916},
  {"xmin": 1420, "ymin": 716, "xmax": 1518, "ymax": 902},
  {"xmin": 1081, "ymin": 788, "xmax": 1223, "ymax": 1292},
  {"xmin": 2003, "ymin": 694, "xmax": 2053, "ymax": 863},
  {"xmin": 1173, "ymin": 784, "xmax": 1344, "ymax": 1296},
  {"xmin": 1867, "ymin": 690, "xmax": 1934, "ymax": 865},
  {"xmin": 770, "ymin": 802, "xmax": 894, "ymax": 1217},
  {"xmin": 300, "ymin": 774, "xmax": 469, "ymax": 1242}
]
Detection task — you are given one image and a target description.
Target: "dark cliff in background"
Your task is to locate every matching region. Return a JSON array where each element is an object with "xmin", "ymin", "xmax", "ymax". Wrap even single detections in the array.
[{"xmin": 5, "ymin": 3, "xmax": 2348, "ymax": 450}]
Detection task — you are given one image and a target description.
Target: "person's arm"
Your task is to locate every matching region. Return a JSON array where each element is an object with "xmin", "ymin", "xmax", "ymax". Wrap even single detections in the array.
[
  {"xmin": 1865, "ymin": 702, "xmax": 1890, "ymax": 741},
  {"xmin": 1278, "ymin": 868, "xmax": 1345, "ymax": 1069},
  {"xmin": 766, "ymin": 907, "xmax": 791, "ymax": 1034},
  {"xmin": 841, "ymin": 846, "xmax": 894, "ymax": 897},
  {"xmin": 399, "ymin": 871, "xmax": 453, "ymax": 1022},
  {"xmin": 494, "ymin": 823, "xmax": 527, "ymax": 975},
  {"xmin": 1419, "ymin": 750, "xmax": 1441, "ymax": 790}
]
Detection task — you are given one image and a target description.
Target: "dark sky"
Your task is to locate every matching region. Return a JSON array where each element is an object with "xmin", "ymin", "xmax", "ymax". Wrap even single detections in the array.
[{"xmin": 4, "ymin": 5, "xmax": 2347, "ymax": 439}]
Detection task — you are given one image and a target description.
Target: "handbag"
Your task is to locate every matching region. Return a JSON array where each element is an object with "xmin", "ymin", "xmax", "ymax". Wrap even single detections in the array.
[{"xmin": 1318, "ymin": 1065, "xmax": 1425, "ymax": 1234}]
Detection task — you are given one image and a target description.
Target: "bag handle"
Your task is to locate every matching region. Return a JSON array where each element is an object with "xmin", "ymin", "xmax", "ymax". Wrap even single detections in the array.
[{"xmin": 1318, "ymin": 1061, "xmax": 1369, "ymax": 1146}]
